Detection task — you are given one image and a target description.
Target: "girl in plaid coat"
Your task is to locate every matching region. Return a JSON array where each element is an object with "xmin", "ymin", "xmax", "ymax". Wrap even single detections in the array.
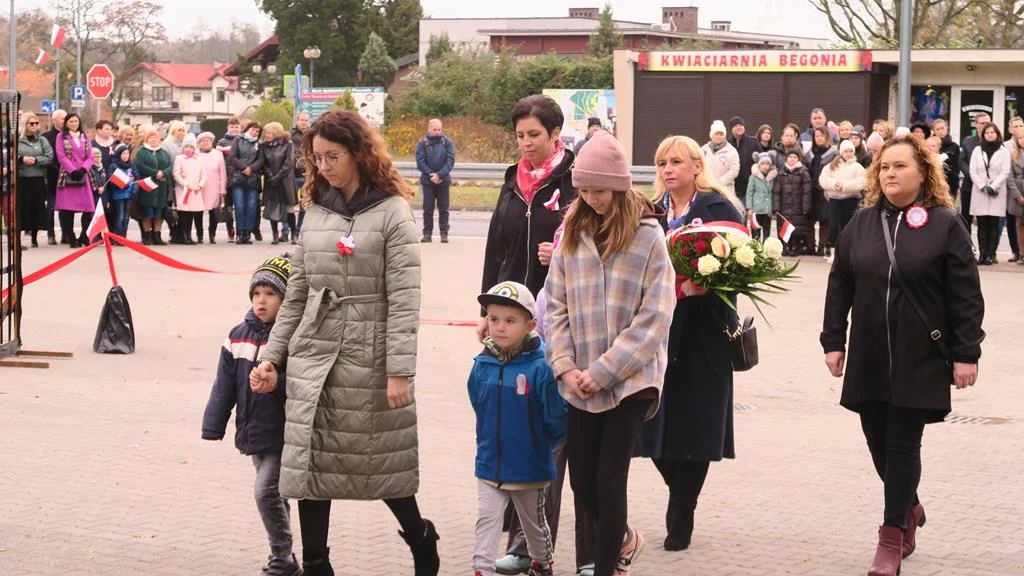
[{"xmin": 543, "ymin": 131, "xmax": 675, "ymax": 576}]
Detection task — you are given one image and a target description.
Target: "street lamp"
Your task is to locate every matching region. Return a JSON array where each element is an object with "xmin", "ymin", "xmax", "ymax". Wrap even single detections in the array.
[{"xmin": 303, "ymin": 46, "xmax": 321, "ymax": 89}]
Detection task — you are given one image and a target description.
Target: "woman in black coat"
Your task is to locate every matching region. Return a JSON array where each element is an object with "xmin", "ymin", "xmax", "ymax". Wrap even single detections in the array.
[
  {"xmin": 806, "ymin": 126, "xmax": 838, "ymax": 256},
  {"xmin": 258, "ymin": 122, "xmax": 297, "ymax": 245},
  {"xmin": 821, "ymin": 134, "xmax": 984, "ymax": 576},
  {"xmin": 636, "ymin": 135, "xmax": 744, "ymax": 552}
]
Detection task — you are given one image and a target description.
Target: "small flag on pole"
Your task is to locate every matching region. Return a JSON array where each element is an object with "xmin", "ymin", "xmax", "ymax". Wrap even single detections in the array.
[
  {"xmin": 109, "ymin": 168, "xmax": 132, "ymax": 189},
  {"xmin": 138, "ymin": 177, "xmax": 158, "ymax": 192},
  {"xmin": 748, "ymin": 211, "xmax": 761, "ymax": 231},
  {"xmin": 777, "ymin": 214, "xmax": 795, "ymax": 243},
  {"xmin": 50, "ymin": 25, "xmax": 67, "ymax": 49},
  {"xmin": 86, "ymin": 199, "xmax": 108, "ymax": 241},
  {"xmin": 216, "ymin": 145, "xmax": 232, "ymax": 156},
  {"xmin": 35, "ymin": 49, "xmax": 51, "ymax": 66}
]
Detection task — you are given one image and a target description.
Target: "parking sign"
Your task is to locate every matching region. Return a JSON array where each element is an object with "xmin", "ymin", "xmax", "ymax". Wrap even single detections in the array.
[{"xmin": 71, "ymin": 84, "xmax": 86, "ymax": 108}]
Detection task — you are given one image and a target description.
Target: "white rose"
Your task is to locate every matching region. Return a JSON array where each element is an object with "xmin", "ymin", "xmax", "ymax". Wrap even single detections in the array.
[
  {"xmin": 697, "ymin": 254, "xmax": 721, "ymax": 276},
  {"xmin": 735, "ymin": 244, "xmax": 757, "ymax": 268},
  {"xmin": 763, "ymin": 237, "xmax": 784, "ymax": 259},
  {"xmin": 726, "ymin": 233, "xmax": 749, "ymax": 249},
  {"xmin": 710, "ymin": 235, "xmax": 731, "ymax": 259}
]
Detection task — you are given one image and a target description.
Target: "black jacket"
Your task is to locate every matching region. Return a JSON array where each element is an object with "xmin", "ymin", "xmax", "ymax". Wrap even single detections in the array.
[
  {"xmin": 636, "ymin": 191, "xmax": 743, "ymax": 461},
  {"xmin": 729, "ymin": 133, "xmax": 760, "ymax": 200},
  {"xmin": 773, "ymin": 163, "xmax": 813, "ymax": 230},
  {"xmin": 202, "ymin": 310, "xmax": 287, "ymax": 454},
  {"xmin": 227, "ymin": 136, "xmax": 263, "ymax": 188},
  {"xmin": 43, "ymin": 128, "xmax": 60, "ymax": 192},
  {"xmin": 481, "ymin": 152, "xmax": 576, "ymax": 300},
  {"xmin": 959, "ymin": 135, "xmax": 980, "ymax": 192},
  {"xmin": 289, "ymin": 127, "xmax": 307, "ymax": 174},
  {"xmin": 821, "ymin": 201, "xmax": 984, "ymax": 421},
  {"xmin": 939, "ymin": 135, "xmax": 961, "ymax": 197},
  {"xmin": 259, "ymin": 139, "xmax": 296, "ymax": 206}
]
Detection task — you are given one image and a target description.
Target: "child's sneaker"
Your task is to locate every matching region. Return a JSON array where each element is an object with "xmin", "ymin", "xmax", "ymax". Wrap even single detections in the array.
[
  {"xmin": 527, "ymin": 560, "xmax": 554, "ymax": 576},
  {"xmin": 615, "ymin": 527, "xmax": 645, "ymax": 574},
  {"xmin": 261, "ymin": 553, "xmax": 302, "ymax": 576},
  {"xmin": 495, "ymin": 553, "xmax": 532, "ymax": 574}
]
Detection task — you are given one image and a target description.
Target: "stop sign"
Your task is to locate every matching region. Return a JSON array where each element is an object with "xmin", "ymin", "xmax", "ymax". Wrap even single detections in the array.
[{"xmin": 86, "ymin": 64, "xmax": 115, "ymax": 99}]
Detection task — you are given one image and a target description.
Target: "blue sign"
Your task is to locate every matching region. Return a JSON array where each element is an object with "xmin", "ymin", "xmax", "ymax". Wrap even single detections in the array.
[
  {"xmin": 40, "ymin": 100, "xmax": 57, "ymax": 114},
  {"xmin": 70, "ymin": 84, "xmax": 86, "ymax": 108}
]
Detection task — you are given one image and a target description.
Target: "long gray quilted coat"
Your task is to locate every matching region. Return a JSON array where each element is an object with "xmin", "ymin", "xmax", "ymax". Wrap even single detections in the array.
[{"xmin": 259, "ymin": 187, "xmax": 421, "ymax": 500}]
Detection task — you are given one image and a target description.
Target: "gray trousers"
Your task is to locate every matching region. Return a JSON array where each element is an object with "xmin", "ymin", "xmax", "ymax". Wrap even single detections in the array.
[
  {"xmin": 506, "ymin": 441, "xmax": 596, "ymax": 568},
  {"xmin": 475, "ymin": 480, "xmax": 553, "ymax": 575},
  {"xmin": 252, "ymin": 453, "xmax": 294, "ymax": 559}
]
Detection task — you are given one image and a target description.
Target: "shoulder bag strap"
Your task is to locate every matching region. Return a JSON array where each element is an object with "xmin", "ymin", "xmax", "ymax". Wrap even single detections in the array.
[{"xmin": 879, "ymin": 209, "xmax": 951, "ymax": 365}]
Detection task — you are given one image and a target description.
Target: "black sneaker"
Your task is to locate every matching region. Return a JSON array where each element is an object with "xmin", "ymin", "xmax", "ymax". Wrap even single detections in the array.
[
  {"xmin": 261, "ymin": 553, "xmax": 302, "ymax": 576},
  {"xmin": 440, "ymin": 233, "xmax": 449, "ymax": 243},
  {"xmin": 420, "ymin": 235, "xmax": 432, "ymax": 243}
]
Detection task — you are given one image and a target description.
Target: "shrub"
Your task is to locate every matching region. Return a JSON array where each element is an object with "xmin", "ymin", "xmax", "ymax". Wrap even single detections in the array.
[
  {"xmin": 252, "ymin": 100, "xmax": 294, "ymax": 130},
  {"xmin": 385, "ymin": 116, "xmax": 520, "ymax": 164}
]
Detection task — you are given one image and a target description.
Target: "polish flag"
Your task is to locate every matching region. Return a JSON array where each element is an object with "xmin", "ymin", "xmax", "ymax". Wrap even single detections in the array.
[
  {"xmin": 748, "ymin": 211, "xmax": 761, "ymax": 231},
  {"xmin": 50, "ymin": 25, "xmax": 67, "ymax": 49},
  {"xmin": 217, "ymin": 145, "xmax": 232, "ymax": 156},
  {"xmin": 109, "ymin": 168, "xmax": 132, "ymax": 189},
  {"xmin": 35, "ymin": 49, "xmax": 51, "ymax": 66},
  {"xmin": 86, "ymin": 199, "xmax": 108, "ymax": 241},
  {"xmin": 777, "ymin": 214, "xmax": 795, "ymax": 243},
  {"xmin": 138, "ymin": 177, "xmax": 158, "ymax": 192}
]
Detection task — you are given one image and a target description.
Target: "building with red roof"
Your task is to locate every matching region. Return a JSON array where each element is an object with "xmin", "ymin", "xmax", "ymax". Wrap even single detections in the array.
[{"xmin": 116, "ymin": 62, "xmax": 260, "ymax": 126}]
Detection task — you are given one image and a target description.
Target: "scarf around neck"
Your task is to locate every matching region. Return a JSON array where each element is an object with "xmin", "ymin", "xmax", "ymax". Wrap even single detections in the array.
[{"xmin": 516, "ymin": 139, "xmax": 565, "ymax": 205}]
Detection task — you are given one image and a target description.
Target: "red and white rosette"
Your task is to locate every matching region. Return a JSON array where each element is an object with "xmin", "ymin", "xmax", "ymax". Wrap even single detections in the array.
[
  {"xmin": 336, "ymin": 235, "xmax": 356, "ymax": 256},
  {"xmin": 906, "ymin": 205, "xmax": 928, "ymax": 229}
]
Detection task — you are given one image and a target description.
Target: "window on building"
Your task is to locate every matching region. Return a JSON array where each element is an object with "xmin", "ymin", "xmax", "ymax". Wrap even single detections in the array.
[
  {"xmin": 1004, "ymin": 86, "xmax": 1024, "ymax": 137},
  {"xmin": 909, "ymin": 85, "xmax": 951, "ymax": 128},
  {"xmin": 216, "ymin": 88, "xmax": 226, "ymax": 103},
  {"xmin": 192, "ymin": 92, "xmax": 202, "ymax": 103},
  {"xmin": 151, "ymin": 86, "xmax": 170, "ymax": 102}
]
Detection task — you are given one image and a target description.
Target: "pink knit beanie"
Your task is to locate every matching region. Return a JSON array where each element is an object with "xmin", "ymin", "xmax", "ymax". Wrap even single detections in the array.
[
  {"xmin": 572, "ymin": 131, "xmax": 632, "ymax": 191},
  {"xmin": 866, "ymin": 132, "xmax": 885, "ymax": 154}
]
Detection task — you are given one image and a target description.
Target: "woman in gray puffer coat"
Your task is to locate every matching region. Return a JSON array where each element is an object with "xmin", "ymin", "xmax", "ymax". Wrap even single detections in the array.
[
  {"xmin": 258, "ymin": 122, "xmax": 298, "ymax": 245},
  {"xmin": 250, "ymin": 110, "xmax": 439, "ymax": 576}
]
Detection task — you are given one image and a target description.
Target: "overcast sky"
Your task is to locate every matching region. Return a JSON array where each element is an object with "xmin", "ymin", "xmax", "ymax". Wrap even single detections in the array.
[{"xmin": 17, "ymin": 0, "xmax": 836, "ymax": 41}]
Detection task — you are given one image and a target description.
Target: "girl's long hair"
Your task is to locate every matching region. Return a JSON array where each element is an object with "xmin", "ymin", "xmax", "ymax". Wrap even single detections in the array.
[
  {"xmin": 863, "ymin": 134, "xmax": 953, "ymax": 209},
  {"xmin": 653, "ymin": 135, "xmax": 744, "ymax": 212},
  {"xmin": 300, "ymin": 110, "xmax": 411, "ymax": 205},
  {"xmin": 561, "ymin": 188, "xmax": 649, "ymax": 261}
]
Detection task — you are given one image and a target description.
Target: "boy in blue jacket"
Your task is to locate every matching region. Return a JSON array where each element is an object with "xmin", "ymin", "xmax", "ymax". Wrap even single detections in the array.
[
  {"xmin": 202, "ymin": 254, "xmax": 301, "ymax": 576},
  {"xmin": 469, "ymin": 281, "xmax": 567, "ymax": 576}
]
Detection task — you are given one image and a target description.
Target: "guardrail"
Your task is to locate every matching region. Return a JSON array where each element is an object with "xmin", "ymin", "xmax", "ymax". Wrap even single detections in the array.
[{"xmin": 396, "ymin": 162, "xmax": 658, "ymax": 185}]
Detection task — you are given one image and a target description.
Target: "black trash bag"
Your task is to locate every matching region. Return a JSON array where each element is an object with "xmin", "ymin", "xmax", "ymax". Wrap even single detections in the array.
[{"xmin": 93, "ymin": 285, "xmax": 136, "ymax": 354}]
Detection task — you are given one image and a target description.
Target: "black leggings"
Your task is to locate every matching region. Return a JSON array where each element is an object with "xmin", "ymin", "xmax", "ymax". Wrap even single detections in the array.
[
  {"xmin": 298, "ymin": 497, "xmax": 426, "ymax": 558},
  {"xmin": 270, "ymin": 214, "xmax": 297, "ymax": 237},
  {"xmin": 976, "ymin": 215, "xmax": 999, "ymax": 259},
  {"xmin": 652, "ymin": 459, "xmax": 709, "ymax": 512},
  {"xmin": 566, "ymin": 398, "xmax": 652, "ymax": 576},
  {"xmin": 858, "ymin": 402, "xmax": 929, "ymax": 529}
]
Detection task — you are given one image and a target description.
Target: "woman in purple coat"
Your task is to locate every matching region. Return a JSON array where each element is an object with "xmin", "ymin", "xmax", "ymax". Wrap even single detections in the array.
[{"xmin": 55, "ymin": 113, "xmax": 96, "ymax": 248}]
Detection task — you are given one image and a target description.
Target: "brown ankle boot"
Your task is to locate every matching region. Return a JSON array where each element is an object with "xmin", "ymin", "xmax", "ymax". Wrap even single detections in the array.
[
  {"xmin": 902, "ymin": 503, "xmax": 926, "ymax": 559},
  {"xmin": 868, "ymin": 525, "xmax": 903, "ymax": 576}
]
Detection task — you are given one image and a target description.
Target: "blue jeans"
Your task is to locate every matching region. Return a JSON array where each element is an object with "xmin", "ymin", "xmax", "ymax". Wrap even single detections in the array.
[
  {"xmin": 232, "ymin": 186, "xmax": 259, "ymax": 231},
  {"xmin": 110, "ymin": 199, "xmax": 131, "ymax": 237},
  {"xmin": 421, "ymin": 182, "xmax": 450, "ymax": 236}
]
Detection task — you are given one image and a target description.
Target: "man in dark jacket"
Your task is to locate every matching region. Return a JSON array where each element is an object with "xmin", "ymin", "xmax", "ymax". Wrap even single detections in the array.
[
  {"xmin": 573, "ymin": 117, "xmax": 603, "ymax": 156},
  {"xmin": 288, "ymin": 112, "xmax": 310, "ymax": 241},
  {"xmin": 415, "ymin": 118, "xmax": 456, "ymax": 243},
  {"xmin": 932, "ymin": 119, "xmax": 960, "ymax": 200},
  {"xmin": 958, "ymin": 112, "xmax": 989, "ymax": 232},
  {"xmin": 728, "ymin": 116, "xmax": 760, "ymax": 204},
  {"xmin": 216, "ymin": 117, "xmax": 242, "ymax": 242},
  {"xmin": 42, "ymin": 109, "xmax": 66, "ymax": 245},
  {"xmin": 799, "ymin": 107, "xmax": 828, "ymax": 152}
]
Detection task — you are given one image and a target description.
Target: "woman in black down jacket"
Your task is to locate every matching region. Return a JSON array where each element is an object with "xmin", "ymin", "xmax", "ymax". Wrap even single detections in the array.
[
  {"xmin": 259, "ymin": 122, "xmax": 297, "ymax": 245},
  {"xmin": 806, "ymin": 126, "xmax": 838, "ymax": 257},
  {"xmin": 821, "ymin": 134, "xmax": 984, "ymax": 576}
]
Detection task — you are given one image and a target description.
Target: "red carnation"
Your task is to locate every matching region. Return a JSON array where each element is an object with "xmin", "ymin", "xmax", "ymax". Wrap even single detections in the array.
[
  {"xmin": 690, "ymin": 258, "xmax": 699, "ymax": 269},
  {"xmin": 679, "ymin": 244, "xmax": 691, "ymax": 256},
  {"xmin": 695, "ymin": 240, "xmax": 710, "ymax": 253}
]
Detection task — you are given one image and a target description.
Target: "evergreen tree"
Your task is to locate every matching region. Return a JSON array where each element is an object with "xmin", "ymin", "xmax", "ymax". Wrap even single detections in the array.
[
  {"xmin": 359, "ymin": 32, "xmax": 398, "ymax": 87},
  {"xmin": 425, "ymin": 32, "xmax": 455, "ymax": 64},
  {"xmin": 587, "ymin": 2, "xmax": 623, "ymax": 57},
  {"xmin": 332, "ymin": 89, "xmax": 358, "ymax": 111}
]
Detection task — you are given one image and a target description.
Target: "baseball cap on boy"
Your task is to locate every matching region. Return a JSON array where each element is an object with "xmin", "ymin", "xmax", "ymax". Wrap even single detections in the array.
[{"xmin": 478, "ymin": 281, "xmax": 537, "ymax": 319}]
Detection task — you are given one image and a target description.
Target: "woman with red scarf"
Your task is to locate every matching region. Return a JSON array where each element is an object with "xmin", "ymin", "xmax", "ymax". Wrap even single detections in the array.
[{"xmin": 479, "ymin": 95, "xmax": 596, "ymax": 576}]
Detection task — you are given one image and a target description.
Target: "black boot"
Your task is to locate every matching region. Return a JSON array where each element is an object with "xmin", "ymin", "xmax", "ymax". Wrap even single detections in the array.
[
  {"xmin": 664, "ymin": 499, "xmax": 694, "ymax": 551},
  {"xmin": 400, "ymin": 519, "xmax": 440, "ymax": 576},
  {"xmin": 142, "ymin": 231, "xmax": 152, "ymax": 246},
  {"xmin": 302, "ymin": 547, "xmax": 335, "ymax": 576},
  {"xmin": 153, "ymin": 230, "xmax": 167, "ymax": 245},
  {"xmin": 252, "ymin": 227, "xmax": 263, "ymax": 242},
  {"xmin": 209, "ymin": 230, "xmax": 216, "ymax": 244},
  {"xmin": 272, "ymin": 229, "xmax": 280, "ymax": 245},
  {"xmin": 291, "ymin": 230, "xmax": 298, "ymax": 245}
]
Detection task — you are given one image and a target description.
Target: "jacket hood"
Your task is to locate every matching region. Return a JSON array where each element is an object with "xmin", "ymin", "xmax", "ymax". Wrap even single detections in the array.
[
  {"xmin": 244, "ymin": 308, "xmax": 269, "ymax": 328},
  {"xmin": 641, "ymin": 196, "xmax": 666, "ymax": 220},
  {"xmin": 478, "ymin": 333, "xmax": 543, "ymax": 364},
  {"xmin": 314, "ymin": 182, "xmax": 391, "ymax": 217}
]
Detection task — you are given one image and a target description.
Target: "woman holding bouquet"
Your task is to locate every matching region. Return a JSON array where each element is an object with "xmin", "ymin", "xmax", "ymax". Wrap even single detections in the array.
[
  {"xmin": 821, "ymin": 134, "xmax": 984, "ymax": 576},
  {"xmin": 635, "ymin": 135, "xmax": 745, "ymax": 553}
]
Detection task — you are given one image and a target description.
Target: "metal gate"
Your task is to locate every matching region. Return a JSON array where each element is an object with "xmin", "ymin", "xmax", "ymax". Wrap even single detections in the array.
[{"xmin": 0, "ymin": 91, "xmax": 22, "ymax": 360}]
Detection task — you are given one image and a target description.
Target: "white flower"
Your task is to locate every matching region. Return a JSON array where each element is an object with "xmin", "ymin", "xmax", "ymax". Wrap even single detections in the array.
[
  {"xmin": 735, "ymin": 244, "xmax": 757, "ymax": 267},
  {"xmin": 697, "ymin": 254, "xmax": 721, "ymax": 276},
  {"xmin": 763, "ymin": 237, "xmax": 784, "ymax": 259},
  {"xmin": 710, "ymin": 236, "xmax": 731, "ymax": 259},
  {"xmin": 726, "ymin": 233, "xmax": 749, "ymax": 249}
]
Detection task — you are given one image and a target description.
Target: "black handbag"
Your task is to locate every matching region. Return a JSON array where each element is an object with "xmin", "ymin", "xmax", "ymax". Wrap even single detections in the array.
[
  {"xmin": 214, "ymin": 205, "xmax": 233, "ymax": 225},
  {"xmin": 880, "ymin": 210, "xmax": 952, "ymax": 365},
  {"xmin": 64, "ymin": 169, "xmax": 86, "ymax": 186},
  {"xmin": 162, "ymin": 206, "xmax": 179, "ymax": 227},
  {"xmin": 727, "ymin": 316, "xmax": 759, "ymax": 371}
]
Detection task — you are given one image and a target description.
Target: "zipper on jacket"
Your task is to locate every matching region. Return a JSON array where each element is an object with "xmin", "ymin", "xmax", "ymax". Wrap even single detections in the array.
[
  {"xmin": 496, "ymin": 364, "xmax": 504, "ymax": 483},
  {"xmin": 885, "ymin": 211, "xmax": 902, "ymax": 381}
]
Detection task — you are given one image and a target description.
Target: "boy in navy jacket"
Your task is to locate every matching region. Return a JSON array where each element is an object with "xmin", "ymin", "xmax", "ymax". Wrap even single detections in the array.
[
  {"xmin": 469, "ymin": 281, "xmax": 567, "ymax": 576},
  {"xmin": 202, "ymin": 254, "xmax": 301, "ymax": 576}
]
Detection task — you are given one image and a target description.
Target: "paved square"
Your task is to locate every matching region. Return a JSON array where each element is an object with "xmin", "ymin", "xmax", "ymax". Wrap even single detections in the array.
[{"xmin": 1, "ymin": 229, "xmax": 1022, "ymax": 575}]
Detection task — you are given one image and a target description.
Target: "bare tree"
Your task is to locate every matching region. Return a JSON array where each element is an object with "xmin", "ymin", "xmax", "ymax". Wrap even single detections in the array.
[
  {"xmin": 97, "ymin": 0, "xmax": 167, "ymax": 122},
  {"xmin": 809, "ymin": 0, "xmax": 982, "ymax": 48}
]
